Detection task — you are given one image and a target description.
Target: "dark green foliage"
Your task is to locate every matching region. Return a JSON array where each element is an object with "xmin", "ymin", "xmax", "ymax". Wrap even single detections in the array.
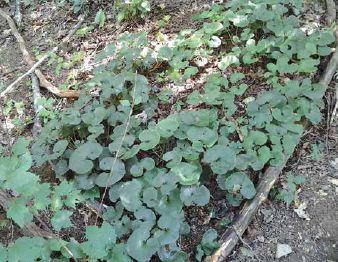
[{"xmin": 1, "ymin": 0, "xmax": 334, "ymax": 261}]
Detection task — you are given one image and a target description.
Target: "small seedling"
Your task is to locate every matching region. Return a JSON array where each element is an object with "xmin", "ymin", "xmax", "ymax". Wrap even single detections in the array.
[{"xmin": 277, "ymin": 174, "xmax": 305, "ymax": 207}]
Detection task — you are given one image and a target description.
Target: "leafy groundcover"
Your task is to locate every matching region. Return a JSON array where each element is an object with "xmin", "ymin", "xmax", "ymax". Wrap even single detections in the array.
[{"xmin": 0, "ymin": 0, "xmax": 335, "ymax": 261}]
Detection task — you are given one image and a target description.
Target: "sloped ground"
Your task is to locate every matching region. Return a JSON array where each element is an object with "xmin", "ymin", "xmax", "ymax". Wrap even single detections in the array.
[
  {"xmin": 230, "ymin": 121, "xmax": 338, "ymax": 262},
  {"xmin": 227, "ymin": 2, "xmax": 338, "ymax": 261},
  {"xmin": 0, "ymin": 1, "xmax": 337, "ymax": 261}
]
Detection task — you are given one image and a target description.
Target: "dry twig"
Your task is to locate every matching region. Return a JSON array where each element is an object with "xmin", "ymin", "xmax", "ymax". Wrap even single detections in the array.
[
  {"xmin": 31, "ymin": 73, "xmax": 42, "ymax": 137},
  {"xmin": 0, "ymin": 9, "xmax": 84, "ymax": 98},
  {"xmin": 14, "ymin": 0, "xmax": 22, "ymax": 27},
  {"xmin": 325, "ymin": 0, "xmax": 336, "ymax": 26}
]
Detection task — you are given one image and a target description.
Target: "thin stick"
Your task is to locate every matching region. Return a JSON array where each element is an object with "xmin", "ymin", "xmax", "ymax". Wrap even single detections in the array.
[
  {"xmin": 14, "ymin": 0, "xmax": 22, "ymax": 27},
  {"xmin": 326, "ymin": 0, "xmax": 336, "ymax": 26},
  {"xmin": 0, "ymin": 9, "xmax": 84, "ymax": 98},
  {"xmin": 208, "ymin": 41, "xmax": 338, "ymax": 262},
  {"xmin": 31, "ymin": 73, "xmax": 42, "ymax": 137},
  {"xmin": 95, "ymin": 71, "xmax": 137, "ymax": 225}
]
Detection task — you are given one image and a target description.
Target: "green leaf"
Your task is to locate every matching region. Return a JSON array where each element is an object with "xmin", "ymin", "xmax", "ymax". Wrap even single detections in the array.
[
  {"xmin": 12, "ymin": 138, "xmax": 29, "ymax": 156},
  {"xmin": 142, "ymin": 157, "xmax": 155, "ymax": 171},
  {"xmin": 4, "ymin": 170, "xmax": 39, "ymax": 195},
  {"xmin": 155, "ymin": 214, "xmax": 181, "ymax": 245},
  {"xmin": 196, "ymin": 245, "xmax": 204, "ymax": 261},
  {"xmin": 317, "ymin": 46, "xmax": 332, "ymax": 56},
  {"xmin": 139, "ymin": 129, "xmax": 160, "ymax": 150},
  {"xmin": 218, "ymin": 55, "xmax": 239, "ymax": 70},
  {"xmin": 7, "ymin": 198, "xmax": 33, "ymax": 227},
  {"xmin": 0, "ymin": 244, "xmax": 7, "ymax": 262},
  {"xmin": 53, "ymin": 140, "xmax": 68, "ymax": 155},
  {"xmin": 306, "ymin": 104, "xmax": 321, "ymax": 124},
  {"xmin": 222, "ymin": 172, "xmax": 256, "ymax": 199},
  {"xmin": 62, "ymin": 109, "xmax": 81, "ymax": 125},
  {"xmin": 230, "ymin": 72, "xmax": 245, "ymax": 84},
  {"xmin": 180, "ymin": 109, "xmax": 213, "ymax": 127},
  {"xmin": 69, "ymin": 142, "xmax": 103, "ymax": 174},
  {"xmin": 81, "ymin": 222, "xmax": 116, "ymax": 259},
  {"xmin": 7, "ymin": 237, "xmax": 46, "ymax": 262},
  {"xmin": 82, "ymin": 107, "xmax": 106, "ymax": 125},
  {"xmin": 204, "ymin": 145, "xmax": 236, "ymax": 175},
  {"xmin": 203, "ymin": 22, "xmax": 223, "ymax": 34},
  {"xmin": 171, "ymin": 162, "xmax": 201, "ymax": 185},
  {"xmin": 316, "ymin": 31, "xmax": 335, "ymax": 45},
  {"xmin": 157, "ymin": 116, "xmax": 179, "ymax": 138},
  {"xmin": 94, "ymin": 9, "xmax": 106, "ymax": 28},
  {"xmin": 143, "ymin": 187, "xmax": 158, "ymax": 207},
  {"xmin": 158, "ymin": 46, "xmax": 173, "ymax": 60},
  {"xmin": 180, "ymin": 185, "xmax": 210, "ymax": 206},
  {"xmin": 230, "ymin": 14, "xmax": 249, "ymax": 27},
  {"xmin": 141, "ymin": 0, "xmax": 151, "ymax": 11},
  {"xmin": 60, "ymin": 239, "xmax": 85, "ymax": 258},
  {"xmin": 200, "ymin": 229, "xmax": 219, "ymax": 255},
  {"xmin": 127, "ymin": 224, "xmax": 159, "ymax": 261},
  {"xmin": 51, "ymin": 210, "xmax": 72, "ymax": 231},
  {"xmin": 187, "ymin": 127, "xmax": 218, "ymax": 147},
  {"xmin": 183, "ymin": 66, "xmax": 199, "ymax": 79},
  {"xmin": 96, "ymin": 159, "xmax": 125, "ymax": 187},
  {"xmin": 52, "ymin": 181, "xmax": 81, "ymax": 210},
  {"xmin": 282, "ymin": 133, "xmax": 299, "ymax": 154},
  {"xmin": 243, "ymin": 130, "xmax": 268, "ymax": 150},
  {"xmin": 133, "ymin": 74, "xmax": 150, "ymax": 105},
  {"xmin": 109, "ymin": 244, "xmax": 133, "ymax": 262},
  {"xmin": 120, "ymin": 180, "xmax": 143, "ymax": 211}
]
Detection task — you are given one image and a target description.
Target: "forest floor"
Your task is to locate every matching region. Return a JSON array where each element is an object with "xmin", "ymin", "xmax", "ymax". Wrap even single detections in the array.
[{"xmin": 0, "ymin": 1, "xmax": 337, "ymax": 261}]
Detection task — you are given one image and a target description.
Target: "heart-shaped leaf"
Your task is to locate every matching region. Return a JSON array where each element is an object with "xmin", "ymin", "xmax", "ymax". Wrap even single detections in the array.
[
  {"xmin": 180, "ymin": 185, "xmax": 210, "ymax": 206},
  {"xmin": 69, "ymin": 142, "xmax": 103, "ymax": 175},
  {"xmin": 204, "ymin": 145, "xmax": 236, "ymax": 175},
  {"xmin": 171, "ymin": 162, "xmax": 202, "ymax": 186},
  {"xmin": 139, "ymin": 129, "xmax": 160, "ymax": 150}
]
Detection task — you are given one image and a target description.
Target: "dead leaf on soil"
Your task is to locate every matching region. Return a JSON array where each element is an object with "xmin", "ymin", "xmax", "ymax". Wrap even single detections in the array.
[
  {"xmin": 276, "ymin": 243, "xmax": 292, "ymax": 259},
  {"xmin": 330, "ymin": 158, "xmax": 338, "ymax": 171},
  {"xmin": 328, "ymin": 177, "xmax": 338, "ymax": 186},
  {"xmin": 294, "ymin": 202, "xmax": 311, "ymax": 221}
]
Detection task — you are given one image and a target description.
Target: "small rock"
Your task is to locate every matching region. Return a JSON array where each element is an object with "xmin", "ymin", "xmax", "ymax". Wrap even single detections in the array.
[
  {"xmin": 276, "ymin": 244, "xmax": 292, "ymax": 259},
  {"xmin": 260, "ymin": 208, "xmax": 274, "ymax": 223},
  {"xmin": 294, "ymin": 202, "xmax": 310, "ymax": 221},
  {"xmin": 257, "ymin": 236, "xmax": 265, "ymax": 243},
  {"xmin": 330, "ymin": 158, "xmax": 338, "ymax": 171},
  {"xmin": 328, "ymin": 178, "xmax": 338, "ymax": 186},
  {"xmin": 317, "ymin": 189, "xmax": 328, "ymax": 196}
]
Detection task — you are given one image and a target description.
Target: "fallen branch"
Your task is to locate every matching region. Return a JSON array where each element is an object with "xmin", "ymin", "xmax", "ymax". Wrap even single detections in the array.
[
  {"xmin": 326, "ymin": 0, "xmax": 336, "ymax": 26},
  {"xmin": 0, "ymin": 9, "xmax": 84, "ymax": 98},
  {"xmin": 208, "ymin": 44, "xmax": 338, "ymax": 262},
  {"xmin": 14, "ymin": 0, "xmax": 22, "ymax": 27},
  {"xmin": 31, "ymin": 73, "xmax": 42, "ymax": 138}
]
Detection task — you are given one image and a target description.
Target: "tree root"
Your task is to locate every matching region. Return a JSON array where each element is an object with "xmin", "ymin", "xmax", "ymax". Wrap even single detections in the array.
[
  {"xmin": 208, "ymin": 29, "xmax": 338, "ymax": 262},
  {"xmin": 0, "ymin": 9, "xmax": 84, "ymax": 98}
]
